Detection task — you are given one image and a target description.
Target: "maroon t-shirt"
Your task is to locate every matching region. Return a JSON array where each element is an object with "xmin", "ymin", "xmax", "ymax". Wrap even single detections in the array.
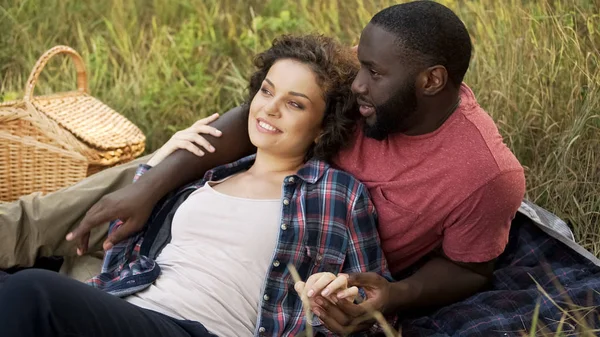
[{"xmin": 334, "ymin": 84, "xmax": 526, "ymax": 274}]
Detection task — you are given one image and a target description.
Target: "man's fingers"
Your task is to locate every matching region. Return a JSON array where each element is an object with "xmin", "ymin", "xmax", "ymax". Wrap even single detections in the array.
[
  {"xmin": 347, "ymin": 272, "xmax": 380, "ymax": 287},
  {"xmin": 104, "ymin": 219, "xmax": 143, "ymax": 250},
  {"xmin": 336, "ymin": 297, "xmax": 369, "ymax": 317},
  {"xmin": 66, "ymin": 201, "xmax": 112, "ymax": 241},
  {"xmin": 76, "ymin": 232, "xmax": 90, "ymax": 256},
  {"xmin": 322, "ymin": 274, "xmax": 349, "ymax": 297},
  {"xmin": 313, "ymin": 307, "xmax": 351, "ymax": 335},
  {"xmin": 308, "ymin": 273, "xmax": 336, "ymax": 298}
]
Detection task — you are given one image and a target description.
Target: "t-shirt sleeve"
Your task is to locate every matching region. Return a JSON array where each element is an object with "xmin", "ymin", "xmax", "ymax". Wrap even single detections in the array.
[{"xmin": 442, "ymin": 169, "xmax": 526, "ymax": 263}]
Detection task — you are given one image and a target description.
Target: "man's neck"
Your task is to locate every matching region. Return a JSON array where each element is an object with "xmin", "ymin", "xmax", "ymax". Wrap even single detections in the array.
[{"xmin": 404, "ymin": 89, "xmax": 461, "ymax": 136}]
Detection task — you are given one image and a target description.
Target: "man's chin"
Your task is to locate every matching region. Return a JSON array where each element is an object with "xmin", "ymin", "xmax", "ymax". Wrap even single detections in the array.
[
  {"xmin": 364, "ymin": 115, "xmax": 377, "ymax": 126},
  {"xmin": 363, "ymin": 123, "xmax": 389, "ymax": 141}
]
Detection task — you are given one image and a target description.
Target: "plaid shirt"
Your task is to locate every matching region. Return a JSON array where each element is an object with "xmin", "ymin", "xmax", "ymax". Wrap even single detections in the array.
[{"xmin": 87, "ymin": 154, "xmax": 391, "ymax": 336}]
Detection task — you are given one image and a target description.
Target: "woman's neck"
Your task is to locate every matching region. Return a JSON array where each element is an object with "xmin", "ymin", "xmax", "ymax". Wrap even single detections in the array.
[{"xmin": 248, "ymin": 150, "xmax": 305, "ymax": 178}]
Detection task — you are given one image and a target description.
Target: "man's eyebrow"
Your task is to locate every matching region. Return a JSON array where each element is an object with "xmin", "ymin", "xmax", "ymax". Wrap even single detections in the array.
[
  {"xmin": 360, "ymin": 60, "xmax": 376, "ymax": 67},
  {"xmin": 264, "ymin": 78, "xmax": 312, "ymax": 103}
]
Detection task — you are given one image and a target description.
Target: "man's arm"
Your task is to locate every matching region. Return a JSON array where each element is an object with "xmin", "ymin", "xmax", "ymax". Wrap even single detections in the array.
[
  {"xmin": 68, "ymin": 105, "xmax": 255, "ymax": 253},
  {"xmin": 136, "ymin": 106, "xmax": 254, "ymax": 198},
  {"xmin": 310, "ymin": 170, "xmax": 525, "ymax": 333},
  {"xmin": 387, "ymin": 256, "xmax": 493, "ymax": 315}
]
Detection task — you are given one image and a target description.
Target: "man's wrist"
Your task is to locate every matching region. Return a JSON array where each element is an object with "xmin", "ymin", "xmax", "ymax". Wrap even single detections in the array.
[
  {"xmin": 134, "ymin": 169, "xmax": 170, "ymax": 204},
  {"xmin": 388, "ymin": 278, "xmax": 421, "ymax": 313}
]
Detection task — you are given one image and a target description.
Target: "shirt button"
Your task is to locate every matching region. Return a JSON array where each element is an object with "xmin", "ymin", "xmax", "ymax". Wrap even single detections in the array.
[
  {"xmin": 273, "ymin": 260, "xmax": 280, "ymax": 267},
  {"xmin": 316, "ymin": 254, "xmax": 323, "ymax": 261},
  {"xmin": 259, "ymin": 327, "xmax": 266, "ymax": 334},
  {"xmin": 263, "ymin": 294, "xmax": 270, "ymax": 301},
  {"xmin": 288, "ymin": 177, "xmax": 295, "ymax": 183},
  {"xmin": 281, "ymin": 223, "xmax": 288, "ymax": 231},
  {"xmin": 283, "ymin": 198, "xmax": 290, "ymax": 205}
]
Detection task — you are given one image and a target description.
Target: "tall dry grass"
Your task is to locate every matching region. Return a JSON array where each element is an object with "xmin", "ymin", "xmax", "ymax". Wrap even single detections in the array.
[
  {"xmin": 4, "ymin": 0, "xmax": 596, "ymax": 254},
  {"xmin": 3, "ymin": 0, "xmax": 599, "ymax": 246},
  {"xmin": 1, "ymin": 0, "xmax": 599, "ymax": 335}
]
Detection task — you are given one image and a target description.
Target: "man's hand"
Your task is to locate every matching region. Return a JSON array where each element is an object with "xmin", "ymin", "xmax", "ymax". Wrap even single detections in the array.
[
  {"xmin": 296, "ymin": 272, "xmax": 395, "ymax": 335},
  {"xmin": 321, "ymin": 273, "xmax": 394, "ymax": 333},
  {"xmin": 66, "ymin": 183, "xmax": 155, "ymax": 255}
]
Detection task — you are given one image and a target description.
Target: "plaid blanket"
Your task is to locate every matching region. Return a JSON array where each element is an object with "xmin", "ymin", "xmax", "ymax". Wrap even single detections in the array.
[{"xmin": 401, "ymin": 213, "xmax": 600, "ymax": 336}]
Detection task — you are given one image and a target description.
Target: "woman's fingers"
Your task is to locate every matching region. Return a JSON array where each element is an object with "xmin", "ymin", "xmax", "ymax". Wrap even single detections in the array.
[
  {"xmin": 336, "ymin": 286, "xmax": 359, "ymax": 301},
  {"xmin": 194, "ymin": 113, "xmax": 220, "ymax": 127},
  {"xmin": 190, "ymin": 133, "xmax": 216, "ymax": 152},
  {"xmin": 190, "ymin": 124, "xmax": 222, "ymax": 138},
  {"xmin": 321, "ymin": 274, "xmax": 349, "ymax": 297},
  {"xmin": 181, "ymin": 141, "xmax": 205, "ymax": 157},
  {"xmin": 174, "ymin": 132, "xmax": 214, "ymax": 153},
  {"xmin": 308, "ymin": 273, "xmax": 338, "ymax": 298}
]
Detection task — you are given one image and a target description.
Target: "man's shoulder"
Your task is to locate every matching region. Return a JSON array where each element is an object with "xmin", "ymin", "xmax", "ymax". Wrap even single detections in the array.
[{"xmin": 456, "ymin": 84, "xmax": 522, "ymax": 172}]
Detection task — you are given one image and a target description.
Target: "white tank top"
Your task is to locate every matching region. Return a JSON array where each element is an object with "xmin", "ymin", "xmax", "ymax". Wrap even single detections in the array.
[{"xmin": 126, "ymin": 179, "xmax": 281, "ymax": 337}]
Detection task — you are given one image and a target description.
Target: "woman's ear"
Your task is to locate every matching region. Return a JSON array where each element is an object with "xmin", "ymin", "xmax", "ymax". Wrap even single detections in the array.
[{"xmin": 314, "ymin": 133, "xmax": 323, "ymax": 144}]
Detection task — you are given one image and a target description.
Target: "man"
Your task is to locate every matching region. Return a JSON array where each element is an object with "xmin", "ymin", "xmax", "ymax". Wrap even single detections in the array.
[{"xmin": 6, "ymin": 1, "xmax": 526, "ymax": 334}]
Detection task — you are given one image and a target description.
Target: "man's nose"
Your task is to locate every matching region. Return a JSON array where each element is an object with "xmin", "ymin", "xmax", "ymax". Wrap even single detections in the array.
[{"xmin": 351, "ymin": 74, "xmax": 367, "ymax": 95}]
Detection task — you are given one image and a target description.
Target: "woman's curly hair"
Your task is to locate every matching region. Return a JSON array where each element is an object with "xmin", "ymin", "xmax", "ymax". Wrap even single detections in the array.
[{"xmin": 244, "ymin": 34, "xmax": 360, "ymax": 161}]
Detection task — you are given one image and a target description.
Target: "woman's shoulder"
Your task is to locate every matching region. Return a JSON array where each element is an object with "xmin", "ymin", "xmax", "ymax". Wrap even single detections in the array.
[{"xmin": 313, "ymin": 160, "xmax": 369, "ymax": 196}]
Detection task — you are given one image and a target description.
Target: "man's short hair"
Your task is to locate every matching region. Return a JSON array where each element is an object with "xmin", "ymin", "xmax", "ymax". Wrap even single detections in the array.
[{"xmin": 371, "ymin": 1, "xmax": 473, "ymax": 86}]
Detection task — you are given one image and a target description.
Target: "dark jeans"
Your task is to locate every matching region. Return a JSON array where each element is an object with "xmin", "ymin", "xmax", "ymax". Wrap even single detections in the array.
[{"xmin": 0, "ymin": 269, "xmax": 217, "ymax": 337}]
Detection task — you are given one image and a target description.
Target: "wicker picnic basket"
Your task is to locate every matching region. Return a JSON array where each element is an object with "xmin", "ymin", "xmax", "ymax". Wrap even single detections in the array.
[{"xmin": 0, "ymin": 45, "xmax": 146, "ymax": 202}]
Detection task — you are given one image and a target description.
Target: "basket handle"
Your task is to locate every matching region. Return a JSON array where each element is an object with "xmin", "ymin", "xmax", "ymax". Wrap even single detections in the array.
[{"xmin": 24, "ymin": 45, "xmax": 89, "ymax": 102}]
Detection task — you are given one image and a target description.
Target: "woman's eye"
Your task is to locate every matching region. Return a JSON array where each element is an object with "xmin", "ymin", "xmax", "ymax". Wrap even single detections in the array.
[
  {"xmin": 289, "ymin": 101, "xmax": 304, "ymax": 109},
  {"xmin": 261, "ymin": 87, "xmax": 272, "ymax": 95}
]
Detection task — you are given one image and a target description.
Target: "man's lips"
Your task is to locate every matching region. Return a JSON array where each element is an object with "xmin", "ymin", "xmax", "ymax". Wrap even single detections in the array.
[{"xmin": 357, "ymin": 99, "xmax": 375, "ymax": 118}]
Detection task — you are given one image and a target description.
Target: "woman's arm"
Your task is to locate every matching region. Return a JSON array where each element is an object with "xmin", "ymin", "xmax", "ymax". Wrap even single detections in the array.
[
  {"xmin": 67, "ymin": 105, "xmax": 256, "ymax": 254},
  {"xmin": 297, "ymin": 183, "xmax": 391, "ymax": 336}
]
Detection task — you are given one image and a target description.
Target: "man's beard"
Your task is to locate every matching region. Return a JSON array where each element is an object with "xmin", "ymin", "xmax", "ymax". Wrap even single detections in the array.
[{"xmin": 364, "ymin": 83, "xmax": 418, "ymax": 140}]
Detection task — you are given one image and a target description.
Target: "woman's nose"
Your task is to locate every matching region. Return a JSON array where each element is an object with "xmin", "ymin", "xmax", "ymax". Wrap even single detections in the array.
[{"xmin": 264, "ymin": 101, "xmax": 281, "ymax": 117}]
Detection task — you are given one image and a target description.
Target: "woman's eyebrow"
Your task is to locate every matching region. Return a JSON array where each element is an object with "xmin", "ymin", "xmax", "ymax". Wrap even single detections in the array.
[{"xmin": 265, "ymin": 78, "xmax": 312, "ymax": 103}]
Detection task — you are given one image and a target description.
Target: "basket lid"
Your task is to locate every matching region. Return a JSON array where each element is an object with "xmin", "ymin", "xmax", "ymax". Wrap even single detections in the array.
[
  {"xmin": 30, "ymin": 93, "xmax": 145, "ymax": 150},
  {"xmin": 23, "ymin": 46, "xmax": 145, "ymax": 151}
]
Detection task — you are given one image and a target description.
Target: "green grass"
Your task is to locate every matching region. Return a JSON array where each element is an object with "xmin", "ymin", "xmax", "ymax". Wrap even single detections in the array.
[{"xmin": 1, "ymin": 0, "xmax": 598, "ymax": 251}]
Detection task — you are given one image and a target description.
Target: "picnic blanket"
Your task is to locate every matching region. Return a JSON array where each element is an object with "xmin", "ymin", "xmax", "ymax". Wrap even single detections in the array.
[{"xmin": 400, "ymin": 209, "xmax": 600, "ymax": 336}]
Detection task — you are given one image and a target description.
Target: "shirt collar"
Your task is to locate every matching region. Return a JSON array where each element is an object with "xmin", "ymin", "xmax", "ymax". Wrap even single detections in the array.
[{"xmin": 204, "ymin": 154, "xmax": 329, "ymax": 184}]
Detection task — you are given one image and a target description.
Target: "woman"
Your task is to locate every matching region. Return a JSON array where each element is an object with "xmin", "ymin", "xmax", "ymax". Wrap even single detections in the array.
[{"xmin": 0, "ymin": 34, "xmax": 389, "ymax": 337}]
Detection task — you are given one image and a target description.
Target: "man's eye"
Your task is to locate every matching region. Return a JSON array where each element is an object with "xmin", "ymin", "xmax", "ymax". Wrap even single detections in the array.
[{"xmin": 369, "ymin": 69, "xmax": 379, "ymax": 76}]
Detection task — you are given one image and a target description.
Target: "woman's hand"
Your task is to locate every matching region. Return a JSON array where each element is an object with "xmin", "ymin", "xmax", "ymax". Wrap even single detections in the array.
[
  {"xmin": 294, "ymin": 272, "xmax": 359, "ymax": 305},
  {"xmin": 147, "ymin": 113, "xmax": 222, "ymax": 167}
]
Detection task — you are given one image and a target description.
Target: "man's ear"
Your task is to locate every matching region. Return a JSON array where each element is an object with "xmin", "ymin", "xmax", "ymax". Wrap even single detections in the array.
[{"xmin": 417, "ymin": 65, "xmax": 448, "ymax": 96}]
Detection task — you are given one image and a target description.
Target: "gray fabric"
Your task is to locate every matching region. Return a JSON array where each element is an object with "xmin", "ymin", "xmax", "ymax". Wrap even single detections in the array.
[{"xmin": 517, "ymin": 200, "xmax": 600, "ymax": 267}]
